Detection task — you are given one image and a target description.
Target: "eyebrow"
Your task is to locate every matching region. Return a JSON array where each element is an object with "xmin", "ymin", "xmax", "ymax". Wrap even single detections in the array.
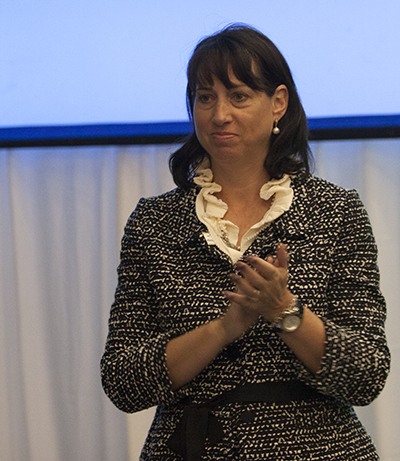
[{"xmin": 196, "ymin": 83, "xmax": 248, "ymax": 91}]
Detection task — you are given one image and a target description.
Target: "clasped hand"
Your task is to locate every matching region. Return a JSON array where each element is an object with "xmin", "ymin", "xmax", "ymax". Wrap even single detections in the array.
[{"xmin": 221, "ymin": 244, "xmax": 293, "ymax": 341}]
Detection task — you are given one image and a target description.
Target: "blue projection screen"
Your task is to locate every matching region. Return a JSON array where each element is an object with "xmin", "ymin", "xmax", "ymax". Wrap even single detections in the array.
[{"xmin": 0, "ymin": 0, "xmax": 399, "ymax": 142}]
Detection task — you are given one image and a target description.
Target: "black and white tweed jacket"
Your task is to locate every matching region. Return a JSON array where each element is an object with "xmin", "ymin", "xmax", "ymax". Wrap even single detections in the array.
[{"xmin": 101, "ymin": 172, "xmax": 390, "ymax": 460}]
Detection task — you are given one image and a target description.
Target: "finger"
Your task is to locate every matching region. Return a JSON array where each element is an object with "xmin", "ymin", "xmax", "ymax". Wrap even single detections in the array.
[
  {"xmin": 230, "ymin": 274, "xmax": 262, "ymax": 304},
  {"xmin": 266, "ymin": 254, "xmax": 275, "ymax": 265},
  {"xmin": 234, "ymin": 261, "xmax": 267, "ymax": 287},
  {"xmin": 229, "ymin": 273, "xmax": 261, "ymax": 299},
  {"xmin": 276, "ymin": 243, "xmax": 289, "ymax": 269},
  {"xmin": 242, "ymin": 256, "xmax": 276, "ymax": 280},
  {"xmin": 223, "ymin": 289, "xmax": 260, "ymax": 310}
]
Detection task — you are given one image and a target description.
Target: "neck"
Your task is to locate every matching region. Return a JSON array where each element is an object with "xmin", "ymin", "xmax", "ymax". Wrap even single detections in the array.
[{"xmin": 211, "ymin": 159, "xmax": 270, "ymax": 205}]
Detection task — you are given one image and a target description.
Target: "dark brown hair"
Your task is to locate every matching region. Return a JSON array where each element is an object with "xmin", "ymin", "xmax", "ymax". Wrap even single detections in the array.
[{"xmin": 169, "ymin": 23, "xmax": 312, "ymax": 189}]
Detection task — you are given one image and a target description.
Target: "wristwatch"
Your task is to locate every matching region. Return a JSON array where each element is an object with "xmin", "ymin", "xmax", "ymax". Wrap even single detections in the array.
[{"xmin": 271, "ymin": 296, "xmax": 304, "ymax": 333}]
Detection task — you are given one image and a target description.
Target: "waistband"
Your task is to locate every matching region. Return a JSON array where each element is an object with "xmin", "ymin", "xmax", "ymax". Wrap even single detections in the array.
[{"xmin": 167, "ymin": 380, "xmax": 324, "ymax": 461}]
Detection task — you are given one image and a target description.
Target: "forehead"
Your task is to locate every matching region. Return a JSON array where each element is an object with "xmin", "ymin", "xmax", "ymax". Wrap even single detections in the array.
[
  {"xmin": 190, "ymin": 47, "xmax": 264, "ymax": 93},
  {"xmin": 196, "ymin": 69, "xmax": 246, "ymax": 89}
]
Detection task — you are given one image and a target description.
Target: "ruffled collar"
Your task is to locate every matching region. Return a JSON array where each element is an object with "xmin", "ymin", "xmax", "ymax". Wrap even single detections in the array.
[{"xmin": 193, "ymin": 158, "xmax": 293, "ymax": 260}]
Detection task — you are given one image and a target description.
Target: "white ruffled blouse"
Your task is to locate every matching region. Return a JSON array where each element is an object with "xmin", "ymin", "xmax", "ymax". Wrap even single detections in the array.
[{"xmin": 194, "ymin": 160, "xmax": 293, "ymax": 263}]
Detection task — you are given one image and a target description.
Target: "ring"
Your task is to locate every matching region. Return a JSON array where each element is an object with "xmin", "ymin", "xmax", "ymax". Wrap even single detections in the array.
[{"xmin": 251, "ymin": 289, "xmax": 261, "ymax": 301}]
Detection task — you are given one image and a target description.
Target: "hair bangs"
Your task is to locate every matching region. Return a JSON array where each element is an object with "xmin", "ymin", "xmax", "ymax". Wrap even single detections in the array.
[
  {"xmin": 187, "ymin": 40, "xmax": 265, "ymax": 114},
  {"xmin": 172, "ymin": 24, "xmax": 312, "ymax": 189}
]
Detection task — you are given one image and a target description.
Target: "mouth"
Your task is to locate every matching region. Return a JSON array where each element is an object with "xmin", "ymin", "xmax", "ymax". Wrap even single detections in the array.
[{"xmin": 211, "ymin": 131, "xmax": 237, "ymax": 141}]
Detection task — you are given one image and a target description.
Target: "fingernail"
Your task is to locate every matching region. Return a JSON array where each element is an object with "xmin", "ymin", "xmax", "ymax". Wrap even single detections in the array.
[{"xmin": 235, "ymin": 261, "xmax": 245, "ymax": 269}]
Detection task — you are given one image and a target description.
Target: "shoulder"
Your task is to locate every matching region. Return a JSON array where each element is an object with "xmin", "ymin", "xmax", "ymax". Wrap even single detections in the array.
[
  {"xmin": 290, "ymin": 172, "xmax": 371, "ymax": 231},
  {"xmin": 292, "ymin": 172, "xmax": 364, "ymax": 210},
  {"xmin": 293, "ymin": 171, "xmax": 353, "ymax": 198},
  {"xmin": 132, "ymin": 186, "xmax": 194, "ymax": 216},
  {"xmin": 124, "ymin": 184, "xmax": 199, "ymax": 236}
]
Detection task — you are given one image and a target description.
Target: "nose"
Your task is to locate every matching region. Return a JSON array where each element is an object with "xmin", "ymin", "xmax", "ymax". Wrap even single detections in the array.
[{"xmin": 212, "ymin": 99, "xmax": 232, "ymax": 125}]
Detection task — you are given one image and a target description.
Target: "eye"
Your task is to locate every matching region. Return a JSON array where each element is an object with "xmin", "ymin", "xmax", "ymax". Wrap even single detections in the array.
[
  {"xmin": 232, "ymin": 92, "xmax": 249, "ymax": 103},
  {"xmin": 196, "ymin": 93, "xmax": 213, "ymax": 104}
]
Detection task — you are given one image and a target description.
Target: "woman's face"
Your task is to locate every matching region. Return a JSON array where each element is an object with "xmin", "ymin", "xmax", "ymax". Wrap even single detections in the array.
[{"xmin": 193, "ymin": 71, "xmax": 286, "ymax": 168}]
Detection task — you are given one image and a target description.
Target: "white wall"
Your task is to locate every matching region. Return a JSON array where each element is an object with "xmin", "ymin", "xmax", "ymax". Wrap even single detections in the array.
[{"xmin": 1, "ymin": 0, "xmax": 399, "ymax": 127}]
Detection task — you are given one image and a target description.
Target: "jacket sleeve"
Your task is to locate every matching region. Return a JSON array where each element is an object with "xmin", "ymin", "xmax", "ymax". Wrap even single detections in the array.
[
  {"xmin": 296, "ymin": 189, "xmax": 390, "ymax": 406},
  {"xmin": 100, "ymin": 201, "xmax": 176, "ymax": 413}
]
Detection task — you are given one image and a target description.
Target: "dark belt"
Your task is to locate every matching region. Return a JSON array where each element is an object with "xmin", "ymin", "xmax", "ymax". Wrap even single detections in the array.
[{"xmin": 167, "ymin": 381, "xmax": 323, "ymax": 461}]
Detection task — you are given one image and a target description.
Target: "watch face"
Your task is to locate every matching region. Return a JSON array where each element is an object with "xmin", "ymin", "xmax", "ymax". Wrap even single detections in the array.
[{"xmin": 282, "ymin": 314, "xmax": 302, "ymax": 332}]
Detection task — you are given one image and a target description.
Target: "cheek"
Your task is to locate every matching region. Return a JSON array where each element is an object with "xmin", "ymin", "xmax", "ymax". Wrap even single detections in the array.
[{"xmin": 193, "ymin": 110, "xmax": 207, "ymax": 139}]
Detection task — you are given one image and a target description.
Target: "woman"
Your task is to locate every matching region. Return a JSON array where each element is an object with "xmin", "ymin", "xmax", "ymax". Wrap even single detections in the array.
[{"xmin": 101, "ymin": 24, "xmax": 390, "ymax": 460}]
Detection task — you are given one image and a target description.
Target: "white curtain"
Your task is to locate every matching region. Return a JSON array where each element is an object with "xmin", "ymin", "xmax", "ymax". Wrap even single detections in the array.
[{"xmin": 0, "ymin": 140, "xmax": 399, "ymax": 461}]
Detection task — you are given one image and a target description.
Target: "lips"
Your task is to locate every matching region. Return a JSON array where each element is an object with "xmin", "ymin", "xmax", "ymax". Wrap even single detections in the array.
[{"xmin": 211, "ymin": 131, "xmax": 237, "ymax": 141}]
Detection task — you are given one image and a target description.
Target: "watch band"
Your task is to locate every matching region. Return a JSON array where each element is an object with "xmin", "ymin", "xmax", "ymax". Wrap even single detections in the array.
[{"xmin": 271, "ymin": 296, "xmax": 304, "ymax": 333}]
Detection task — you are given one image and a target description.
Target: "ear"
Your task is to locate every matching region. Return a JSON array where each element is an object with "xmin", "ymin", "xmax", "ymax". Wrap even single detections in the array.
[{"xmin": 272, "ymin": 84, "xmax": 289, "ymax": 120}]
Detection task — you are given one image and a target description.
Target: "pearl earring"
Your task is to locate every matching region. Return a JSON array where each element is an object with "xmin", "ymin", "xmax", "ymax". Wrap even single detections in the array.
[{"xmin": 272, "ymin": 119, "xmax": 280, "ymax": 135}]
